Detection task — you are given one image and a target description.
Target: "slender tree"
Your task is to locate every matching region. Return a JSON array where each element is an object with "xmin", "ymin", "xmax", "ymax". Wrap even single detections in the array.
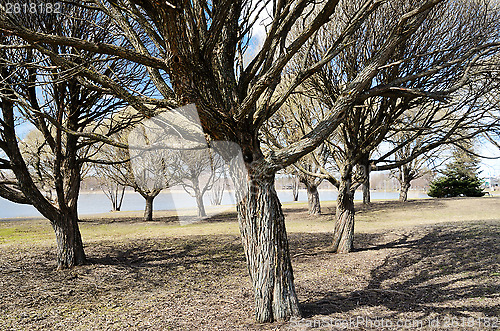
[
  {"xmin": 92, "ymin": 128, "xmax": 177, "ymax": 221},
  {"xmin": 95, "ymin": 171, "xmax": 126, "ymax": 211},
  {"xmin": 170, "ymin": 148, "xmax": 224, "ymax": 217}
]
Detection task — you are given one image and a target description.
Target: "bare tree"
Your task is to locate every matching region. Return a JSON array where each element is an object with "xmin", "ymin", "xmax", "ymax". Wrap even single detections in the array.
[
  {"xmin": 281, "ymin": 0, "xmax": 500, "ymax": 253},
  {"xmin": 171, "ymin": 148, "xmax": 224, "ymax": 217},
  {"xmin": 299, "ymin": 171, "xmax": 323, "ymax": 215},
  {"xmin": 0, "ymin": 6, "xmax": 144, "ymax": 268},
  {"xmin": 96, "ymin": 175, "xmax": 126, "ymax": 212},
  {"xmin": 386, "ymin": 132, "xmax": 442, "ymax": 202},
  {"xmin": 209, "ymin": 178, "xmax": 226, "ymax": 206},
  {"xmin": 93, "ymin": 128, "xmax": 176, "ymax": 221}
]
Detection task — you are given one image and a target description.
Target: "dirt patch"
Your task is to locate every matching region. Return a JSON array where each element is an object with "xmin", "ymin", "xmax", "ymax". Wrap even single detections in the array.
[{"xmin": 0, "ymin": 208, "xmax": 498, "ymax": 330}]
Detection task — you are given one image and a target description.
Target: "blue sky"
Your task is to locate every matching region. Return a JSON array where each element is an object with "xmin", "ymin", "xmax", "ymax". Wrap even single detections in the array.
[{"xmin": 478, "ymin": 141, "xmax": 500, "ymax": 177}]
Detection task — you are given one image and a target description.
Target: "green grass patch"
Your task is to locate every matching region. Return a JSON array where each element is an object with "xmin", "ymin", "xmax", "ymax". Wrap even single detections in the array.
[{"xmin": 0, "ymin": 225, "xmax": 53, "ymax": 244}]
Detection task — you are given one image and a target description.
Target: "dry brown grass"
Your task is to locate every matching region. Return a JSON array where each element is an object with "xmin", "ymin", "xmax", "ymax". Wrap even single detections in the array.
[{"xmin": 0, "ymin": 197, "xmax": 499, "ymax": 330}]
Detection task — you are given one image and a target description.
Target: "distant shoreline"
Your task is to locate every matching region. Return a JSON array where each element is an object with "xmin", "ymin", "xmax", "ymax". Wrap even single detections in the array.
[{"xmin": 2, "ymin": 189, "xmax": 498, "ymax": 221}]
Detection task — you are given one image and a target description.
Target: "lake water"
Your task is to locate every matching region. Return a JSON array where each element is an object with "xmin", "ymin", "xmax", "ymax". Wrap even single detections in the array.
[{"xmin": 0, "ymin": 189, "xmax": 429, "ymax": 219}]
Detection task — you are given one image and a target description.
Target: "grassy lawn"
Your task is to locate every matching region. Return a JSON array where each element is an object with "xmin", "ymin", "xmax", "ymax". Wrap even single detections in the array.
[
  {"xmin": 0, "ymin": 197, "xmax": 499, "ymax": 330},
  {"xmin": 2, "ymin": 196, "xmax": 500, "ymax": 245}
]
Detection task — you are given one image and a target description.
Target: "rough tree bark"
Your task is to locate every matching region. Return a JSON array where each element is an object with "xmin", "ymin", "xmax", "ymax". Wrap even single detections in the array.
[
  {"xmin": 143, "ymin": 195, "xmax": 155, "ymax": 221},
  {"xmin": 399, "ymin": 180, "xmax": 411, "ymax": 202},
  {"xmin": 306, "ymin": 184, "xmax": 321, "ymax": 215},
  {"xmin": 398, "ymin": 165, "xmax": 414, "ymax": 202},
  {"xmin": 331, "ymin": 166, "xmax": 355, "ymax": 253},
  {"xmin": 52, "ymin": 210, "xmax": 86, "ymax": 268},
  {"xmin": 362, "ymin": 181, "xmax": 370, "ymax": 204},
  {"xmin": 399, "ymin": 182, "xmax": 411, "ymax": 202},
  {"xmin": 233, "ymin": 152, "xmax": 300, "ymax": 322},
  {"xmin": 53, "ymin": 126, "xmax": 87, "ymax": 268},
  {"xmin": 300, "ymin": 176, "xmax": 322, "ymax": 215}
]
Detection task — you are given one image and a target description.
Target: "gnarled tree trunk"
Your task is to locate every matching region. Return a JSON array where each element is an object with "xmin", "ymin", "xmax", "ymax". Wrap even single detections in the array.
[
  {"xmin": 306, "ymin": 184, "xmax": 321, "ymax": 215},
  {"xmin": 331, "ymin": 168, "xmax": 355, "ymax": 253},
  {"xmin": 53, "ymin": 133, "xmax": 86, "ymax": 268},
  {"xmin": 398, "ymin": 165, "xmax": 414, "ymax": 202},
  {"xmin": 235, "ymin": 163, "xmax": 300, "ymax": 322},
  {"xmin": 399, "ymin": 181, "xmax": 411, "ymax": 202},
  {"xmin": 300, "ymin": 176, "xmax": 322, "ymax": 215},
  {"xmin": 52, "ymin": 211, "xmax": 86, "ymax": 268}
]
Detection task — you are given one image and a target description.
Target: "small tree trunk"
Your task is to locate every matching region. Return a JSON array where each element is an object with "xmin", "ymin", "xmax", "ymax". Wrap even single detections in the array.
[
  {"xmin": 112, "ymin": 186, "xmax": 125, "ymax": 211},
  {"xmin": 362, "ymin": 180, "xmax": 370, "ymax": 204},
  {"xmin": 306, "ymin": 184, "xmax": 321, "ymax": 215},
  {"xmin": 236, "ymin": 170, "xmax": 301, "ymax": 322},
  {"xmin": 331, "ymin": 174, "xmax": 355, "ymax": 253},
  {"xmin": 292, "ymin": 180, "xmax": 299, "ymax": 201},
  {"xmin": 399, "ymin": 181, "xmax": 411, "ymax": 202},
  {"xmin": 144, "ymin": 195, "xmax": 155, "ymax": 221},
  {"xmin": 194, "ymin": 188, "xmax": 207, "ymax": 217},
  {"xmin": 360, "ymin": 155, "xmax": 371, "ymax": 204},
  {"xmin": 110, "ymin": 191, "xmax": 120, "ymax": 211},
  {"xmin": 52, "ymin": 212, "xmax": 86, "ymax": 268}
]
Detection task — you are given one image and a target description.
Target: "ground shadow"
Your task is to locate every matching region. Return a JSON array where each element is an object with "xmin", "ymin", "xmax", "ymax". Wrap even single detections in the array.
[
  {"xmin": 355, "ymin": 198, "xmax": 447, "ymax": 216},
  {"xmin": 283, "ymin": 206, "xmax": 310, "ymax": 214},
  {"xmin": 200, "ymin": 211, "xmax": 238, "ymax": 223},
  {"xmin": 301, "ymin": 221, "xmax": 500, "ymax": 319},
  {"xmin": 79, "ymin": 211, "xmax": 239, "ymax": 225},
  {"xmin": 87, "ymin": 234, "xmax": 246, "ymax": 273},
  {"xmin": 287, "ymin": 232, "xmax": 385, "ymax": 254},
  {"xmin": 78, "ymin": 214, "xmax": 180, "ymax": 224}
]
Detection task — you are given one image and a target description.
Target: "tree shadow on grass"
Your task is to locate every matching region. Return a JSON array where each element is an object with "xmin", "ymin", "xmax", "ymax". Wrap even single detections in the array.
[
  {"xmin": 355, "ymin": 199, "xmax": 447, "ymax": 216},
  {"xmin": 287, "ymin": 232, "xmax": 386, "ymax": 254},
  {"xmin": 283, "ymin": 206, "xmax": 310, "ymax": 214},
  {"xmin": 86, "ymin": 235, "xmax": 246, "ymax": 273},
  {"xmin": 300, "ymin": 221, "xmax": 500, "ymax": 319},
  {"xmin": 79, "ymin": 210, "xmax": 239, "ymax": 225},
  {"xmin": 3, "ymin": 218, "xmax": 497, "ymax": 327},
  {"xmin": 78, "ymin": 214, "xmax": 181, "ymax": 224},
  {"xmin": 200, "ymin": 211, "xmax": 238, "ymax": 223}
]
